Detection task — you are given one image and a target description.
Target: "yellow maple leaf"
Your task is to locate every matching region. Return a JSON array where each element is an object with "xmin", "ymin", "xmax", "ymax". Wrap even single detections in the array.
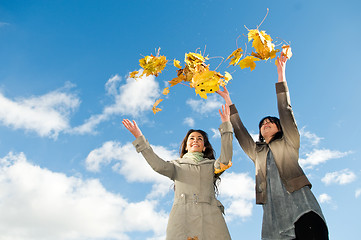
[
  {"xmin": 214, "ymin": 161, "xmax": 232, "ymax": 174},
  {"xmin": 220, "ymin": 71, "xmax": 232, "ymax": 87},
  {"xmin": 129, "ymin": 70, "xmax": 139, "ymax": 79},
  {"xmin": 184, "ymin": 52, "xmax": 208, "ymax": 72},
  {"xmin": 192, "ymin": 70, "xmax": 221, "ymax": 99},
  {"xmin": 226, "ymin": 48, "xmax": 243, "ymax": 66},
  {"xmin": 173, "ymin": 59, "xmax": 182, "ymax": 69},
  {"xmin": 238, "ymin": 56, "xmax": 260, "ymax": 71},
  {"xmin": 162, "ymin": 87, "xmax": 170, "ymax": 95},
  {"xmin": 152, "ymin": 99, "xmax": 163, "ymax": 114},
  {"xmin": 282, "ymin": 45, "xmax": 292, "ymax": 59},
  {"xmin": 139, "ymin": 54, "xmax": 168, "ymax": 77},
  {"xmin": 248, "ymin": 29, "xmax": 277, "ymax": 60}
]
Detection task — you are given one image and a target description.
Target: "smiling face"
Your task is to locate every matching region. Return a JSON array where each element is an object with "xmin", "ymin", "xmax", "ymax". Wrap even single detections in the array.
[
  {"xmin": 260, "ymin": 118, "xmax": 280, "ymax": 143},
  {"xmin": 186, "ymin": 131, "xmax": 206, "ymax": 153}
]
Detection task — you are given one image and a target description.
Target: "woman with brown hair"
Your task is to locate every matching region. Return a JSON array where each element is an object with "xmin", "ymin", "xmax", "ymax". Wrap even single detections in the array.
[{"xmin": 122, "ymin": 104, "xmax": 233, "ymax": 240}]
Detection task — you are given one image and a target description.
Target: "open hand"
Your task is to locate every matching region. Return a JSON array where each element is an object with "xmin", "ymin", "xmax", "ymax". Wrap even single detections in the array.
[
  {"xmin": 122, "ymin": 119, "xmax": 143, "ymax": 138},
  {"xmin": 219, "ymin": 104, "xmax": 230, "ymax": 123}
]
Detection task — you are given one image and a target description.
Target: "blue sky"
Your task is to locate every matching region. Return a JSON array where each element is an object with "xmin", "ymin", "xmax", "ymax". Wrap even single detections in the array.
[{"xmin": 0, "ymin": 0, "xmax": 360, "ymax": 239}]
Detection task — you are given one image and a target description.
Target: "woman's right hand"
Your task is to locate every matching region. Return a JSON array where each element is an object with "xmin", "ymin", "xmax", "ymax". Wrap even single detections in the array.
[
  {"xmin": 122, "ymin": 119, "xmax": 143, "ymax": 138},
  {"xmin": 216, "ymin": 86, "xmax": 233, "ymax": 106}
]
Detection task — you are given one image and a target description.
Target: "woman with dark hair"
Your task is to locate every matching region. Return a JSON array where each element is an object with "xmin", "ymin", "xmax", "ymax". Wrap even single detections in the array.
[
  {"xmin": 122, "ymin": 104, "xmax": 233, "ymax": 240},
  {"xmin": 217, "ymin": 54, "xmax": 328, "ymax": 240}
]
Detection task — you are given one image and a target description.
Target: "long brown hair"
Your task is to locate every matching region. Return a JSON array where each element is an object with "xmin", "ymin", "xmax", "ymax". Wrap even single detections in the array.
[
  {"xmin": 179, "ymin": 129, "xmax": 221, "ymax": 195},
  {"xmin": 179, "ymin": 129, "xmax": 215, "ymax": 159}
]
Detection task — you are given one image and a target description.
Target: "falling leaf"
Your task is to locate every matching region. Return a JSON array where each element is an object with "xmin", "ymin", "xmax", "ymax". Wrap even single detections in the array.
[
  {"xmin": 139, "ymin": 54, "xmax": 168, "ymax": 77},
  {"xmin": 222, "ymin": 71, "xmax": 232, "ymax": 86},
  {"xmin": 226, "ymin": 48, "xmax": 243, "ymax": 66},
  {"xmin": 281, "ymin": 45, "xmax": 292, "ymax": 59},
  {"xmin": 152, "ymin": 99, "xmax": 163, "ymax": 114},
  {"xmin": 248, "ymin": 29, "xmax": 278, "ymax": 60},
  {"xmin": 238, "ymin": 56, "xmax": 260, "ymax": 71},
  {"xmin": 192, "ymin": 70, "xmax": 221, "ymax": 99},
  {"xmin": 129, "ymin": 70, "xmax": 139, "ymax": 79},
  {"xmin": 162, "ymin": 87, "xmax": 170, "ymax": 95},
  {"xmin": 214, "ymin": 161, "xmax": 232, "ymax": 174},
  {"xmin": 173, "ymin": 59, "xmax": 182, "ymax": 69}
]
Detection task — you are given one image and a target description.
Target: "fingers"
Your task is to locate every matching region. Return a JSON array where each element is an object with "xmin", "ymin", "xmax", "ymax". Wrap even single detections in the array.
[
  {"xmin": 122, "ymin": 119, "xmax": 135, "ymax": 130},
  {"xmin": 219, "ymin": 104, "xmax": 230, "ymax": 122}
]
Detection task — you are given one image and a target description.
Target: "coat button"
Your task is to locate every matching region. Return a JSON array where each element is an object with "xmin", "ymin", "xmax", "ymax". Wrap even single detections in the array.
[{"xmin": 181, "ymin": 194, "xmax": 184, "ymax": 197}]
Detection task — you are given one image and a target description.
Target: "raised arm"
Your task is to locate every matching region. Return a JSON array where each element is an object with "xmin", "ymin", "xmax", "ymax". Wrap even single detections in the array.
[
  {"xmin": 275, "ymin": 54, "xmax": 300, "ymax": 149},
  {"xmin": 217, "ymin": 87, "xmax": 257, "ymax": 162},
  {"xmin": 122, "ymin": 119, "xmax": 176, "ymax": 180}
]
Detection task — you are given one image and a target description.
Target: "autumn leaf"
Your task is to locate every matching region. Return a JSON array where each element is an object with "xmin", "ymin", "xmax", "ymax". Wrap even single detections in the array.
[
  {"xmin": 238, "ymin": 56, "xmax": 260, "ymax": 71},
  {"xmin": 173, "ymin": 59, "xmax": 182, "ymax": 69},
  {"xmin": 248, "ymin": 29, "xmax": 278, "ymax": 60},
  {"xmin": 162, "ymin": 87, "xmax": 170, "ymax": 95},
  {"xmin": 191, "ymin": 70, "xmax": 226, "ymax": 99},
  {"xmin": 140, "ymin": 54, "xmax": 168, "ymax": 77},
  {"xmin": 221, "ymin": 71, "xmax": 232, "ymax": 86},
  {"xmin": 226, "ymin": 48, "xmax": 243, "ymax": 66},
  {"xmin": 185, "ymin": 52, "xmax": 208, "ymax": 72},
  {"xmin": 281, "ymin": 45, "xmax": 292, "ymax": 59},
  {"xmin": 129, "ymin": 70, "xmax": 139, "ymax": 79},
  {"xmin": 152, "ymin": 99, "xmax": 163, "ymax": 114},
  {"xmin": 214, "ymin": 161, "xmax": 232, "ymax": 174}
]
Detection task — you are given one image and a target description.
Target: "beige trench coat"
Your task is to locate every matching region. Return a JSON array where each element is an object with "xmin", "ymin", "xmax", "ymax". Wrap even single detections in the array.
[{"xmin": 133, "ymin": 121, "xmax": 233, "ymax": 240}]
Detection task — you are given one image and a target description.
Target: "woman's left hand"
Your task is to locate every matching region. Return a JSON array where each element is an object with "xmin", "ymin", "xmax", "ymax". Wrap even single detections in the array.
[{"xmin": 219, "ymin": 104, "xmax": 230, "ymax": 123}]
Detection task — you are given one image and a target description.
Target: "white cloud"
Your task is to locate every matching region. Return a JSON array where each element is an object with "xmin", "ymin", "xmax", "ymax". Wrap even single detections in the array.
[
  {"xmin": 321, "ymin": 169, "xmax": 357, "ymax": 185},
  {"xmin": 85, "ymin": 141, "xmax": 177, "ymax": 198},
  {"xmin": 72, "ymin": 72, "xmax": 160, "ymax": 134},
  {"xmin": 105, "ymin": 74, "xmax": 122, "ymax": 96},
  {"xmin": 250, "ymin": 132, "xmax": 259, "ymax": 142},
  {"xmin": 299, "ymin": 149, "xmax": 350, "ymax": 169},
  {"xmin": 210, "ymin": 128, "xmax": 220, "ymax": 139},
  {"xmin": 300, "ymin": 127, "xmax": 323, "ymax": 146},
  {"xmin": 319, "ymin": 193, "xmax": 332, "ymax": 204},
  {"xmin": 0, "ymin": 84, "xmax": 80, "ymax": 138},
  {"xmin": 186, "ymin": 94, "xmax": 223, "ymax": 115},
  {"xmin": 183, "ymin": 117, "xmax": 195, "ymax": 127},
  {"xmin": 355, "ymin": 189, "xmax": 361, "ymax": 198},
  {"xmin": 218, "ymin": 172, "xmax": 255, "ymax": 220},
  {"xmin": 0, "ymin": 152, "xmax": 167, "ymax": 240}
]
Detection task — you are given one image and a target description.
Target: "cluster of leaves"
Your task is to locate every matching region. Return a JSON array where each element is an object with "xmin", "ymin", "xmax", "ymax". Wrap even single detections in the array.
[
  {"xmin": 226, "ymin": 28, "xmax": 292, "ymax": 71},
  {"xmin": 171, "ymin": 52, "xmax": 232, "ymax": 99},
  {"xmin": 130, "ymin": 48, "xmax": 168, "ymax": 79},
  {"xmin": 130, "ymin": 24, "xmax": 292, "ymax": 114},
  {"xmin": 130, "ymin": 50, "xmax": 231, "ymax": 114}
]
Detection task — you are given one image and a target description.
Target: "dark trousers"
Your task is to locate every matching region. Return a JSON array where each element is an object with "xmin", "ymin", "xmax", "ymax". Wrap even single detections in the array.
[{"xmin": 294, "ymin": 211, "xmax": 329, "ymax": 240}]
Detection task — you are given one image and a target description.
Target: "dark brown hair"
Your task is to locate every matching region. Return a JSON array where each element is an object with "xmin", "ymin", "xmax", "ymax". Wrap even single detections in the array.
[
  {"xmin": 258, "ymin": 116, "xmax": 283, "ymax": 143},
  {"xmin": 179, "ymin": 129, "xmax": 215, "ymax": 159},
  {"xmin": 179, "ymin": 129, "xmax": 221, "ymax": 194}
]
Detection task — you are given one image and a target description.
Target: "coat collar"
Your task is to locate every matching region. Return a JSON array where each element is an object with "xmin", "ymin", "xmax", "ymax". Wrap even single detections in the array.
[{"xmin": 173, "ymin": 157, "xmax": 214, "ymax": 165}]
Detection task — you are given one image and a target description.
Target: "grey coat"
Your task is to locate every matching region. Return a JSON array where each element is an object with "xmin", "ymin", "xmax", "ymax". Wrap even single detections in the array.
[{"xmin": 133, "ymin": 121, "xmax": 233, "ymax": 240}]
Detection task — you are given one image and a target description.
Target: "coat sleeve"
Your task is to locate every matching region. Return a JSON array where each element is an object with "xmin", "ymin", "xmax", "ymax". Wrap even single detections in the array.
[
  {"xmin": 214, "ymin": 121, "xmax": 233, "ymax": 174},
  {"xmin": 133, "ymin": 135, "xmax": 176, "ymax": 180},
  {"xmin": 229, "ymin": 104, "xmax": 257, "ymax": 162},
  {"xmin": 276, "ymin": 82, "xmax": 300, "ymax": 149}
]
